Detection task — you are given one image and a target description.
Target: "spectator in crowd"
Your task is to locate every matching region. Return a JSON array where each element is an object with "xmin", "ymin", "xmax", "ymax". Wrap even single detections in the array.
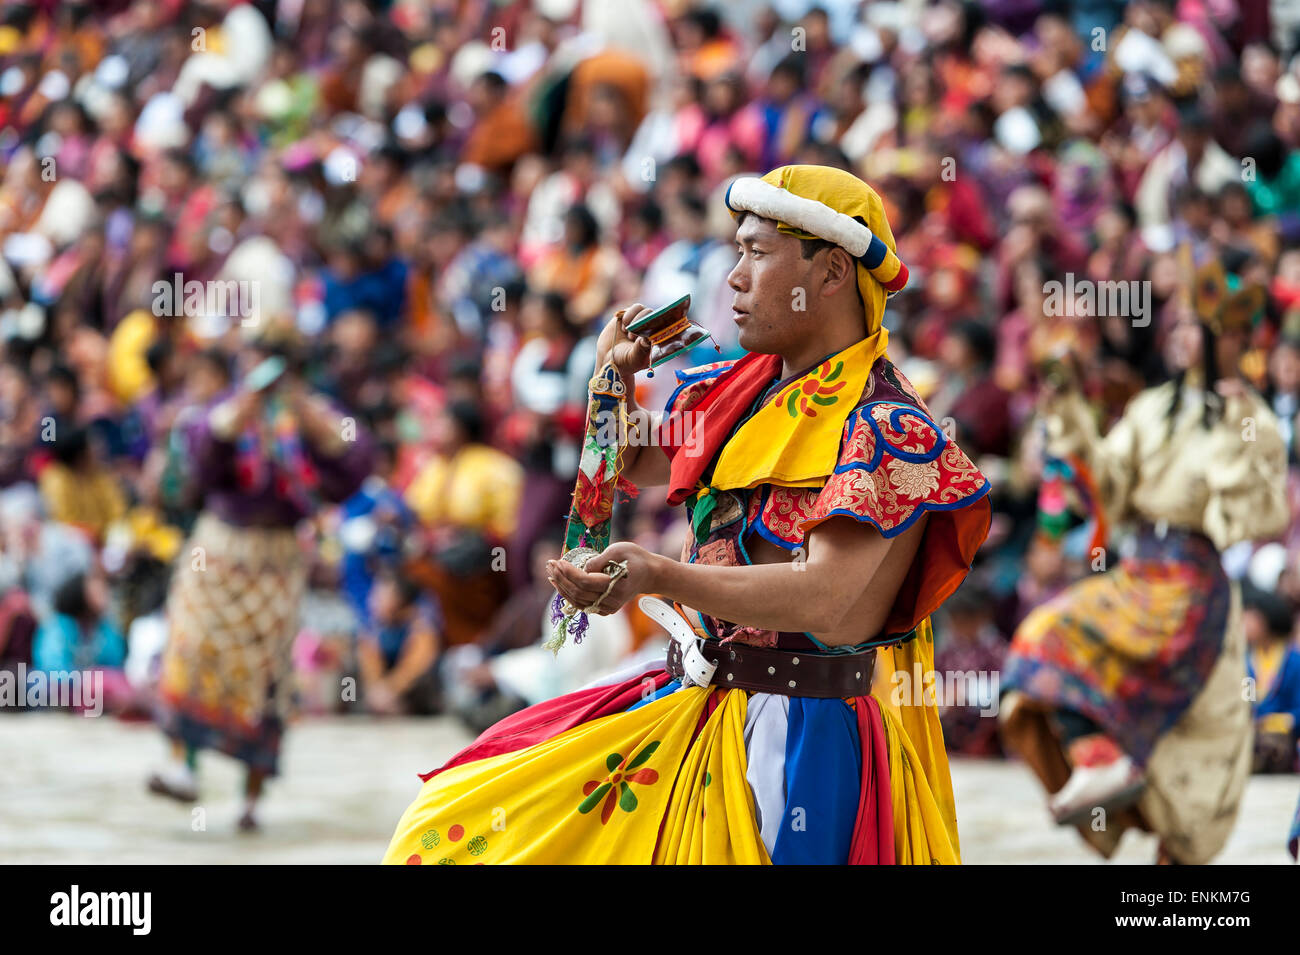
[
  {"xmin": 404, "ymin": 398, "xmax": 522, "ymax": 647},
  {"xmin": 1243, "ymin": 581, "xmax": 1300, "ymax": 773},
  {"xmin": 32, "ymin": 568, "xmax": 131, "ymax": 713},
  {"xmin": 933, "ymin": 584, "xmax": 1006, "ymax": 758},
  {"xmin": 356, "ymin": 567, "xmax": 440, "ymax": 716}
]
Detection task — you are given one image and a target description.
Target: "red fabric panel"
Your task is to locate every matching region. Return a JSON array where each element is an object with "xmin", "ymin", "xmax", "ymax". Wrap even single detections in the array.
[
  {"xmin": 848, "ymin": 694, "xmax": 896, "ymax": 865},
  {"xmin": 882, "ymin": 495, "xmax": 991, "ymax": 636},
  {"xmin": 660, "ymin": 352, "xmax": 782, "ymax": 506},
  {"xmin": 418, "ymin": 668, "xmax": 673, "ymax": 781}
]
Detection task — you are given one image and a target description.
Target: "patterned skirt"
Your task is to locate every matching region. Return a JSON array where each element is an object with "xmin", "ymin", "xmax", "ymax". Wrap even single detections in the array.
[
  {"xmin": 1002, "ymin": 524, "xmax": 1230, "ymax": 767},
  {"xmin": 156, "ymin": 512, "xmax": 306, "ymax": 775},
  {"xmin": 382, "ymin": 623, "xmax": 961, "ymax": 865}
]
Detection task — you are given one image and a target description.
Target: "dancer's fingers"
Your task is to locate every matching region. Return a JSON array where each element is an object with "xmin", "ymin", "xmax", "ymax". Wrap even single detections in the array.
[{"xmin": 548, "ymin": 560, "xmax": 607, "ymax": 605}]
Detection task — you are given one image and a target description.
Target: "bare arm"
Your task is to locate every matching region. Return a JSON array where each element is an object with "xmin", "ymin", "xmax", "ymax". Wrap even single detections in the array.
[
  {"xmin": 383, "ymin": 624, "xmax": 440, "ymax": 696},
  {"xmin": 549, "ymin": 515, "xmax": 927, "ymax": 645}
]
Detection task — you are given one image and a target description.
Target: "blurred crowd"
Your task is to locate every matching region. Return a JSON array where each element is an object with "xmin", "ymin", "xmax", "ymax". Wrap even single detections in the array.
[{"xmin": 0, "ymin": 0, "xmax": 1298, "ymax": 762}]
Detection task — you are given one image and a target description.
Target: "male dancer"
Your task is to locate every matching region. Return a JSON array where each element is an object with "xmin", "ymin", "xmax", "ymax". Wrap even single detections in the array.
[{"xmin": 384, "ymin": 166, "xmax": 991, "ymax": 864}]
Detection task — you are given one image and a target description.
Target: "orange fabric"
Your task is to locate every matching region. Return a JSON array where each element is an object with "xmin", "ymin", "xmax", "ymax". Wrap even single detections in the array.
[
  {"xmin": 463, "ymin": 100, "xmax": 539, "ymax": 173},
  {"xmin": 563, "ymin": 51, "xmax": 651, "ymax": 135},
  {"xmin": 877, "ymin": 495, "xmax": 990, "ymax": 637}
]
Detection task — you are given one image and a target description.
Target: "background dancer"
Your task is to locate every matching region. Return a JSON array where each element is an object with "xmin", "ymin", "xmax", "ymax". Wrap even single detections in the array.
[
  {"xmin": 148, "ymin": 340, "xmax": 375, "ymax": 832},
  {"xmin": 1000, "ymin": 267, "xmax": 1290, "ymax": 864}
]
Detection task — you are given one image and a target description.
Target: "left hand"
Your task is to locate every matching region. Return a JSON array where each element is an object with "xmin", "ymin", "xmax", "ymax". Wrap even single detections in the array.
[{"xmin": 547, "ymin": 541, "xmax": 659, "ymax": 616}]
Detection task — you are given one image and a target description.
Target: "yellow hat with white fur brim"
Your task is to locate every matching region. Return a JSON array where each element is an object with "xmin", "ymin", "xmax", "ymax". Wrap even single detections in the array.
[{"xmin": 724, "ymin": 165, "xmax": 910, "ymax": 309}]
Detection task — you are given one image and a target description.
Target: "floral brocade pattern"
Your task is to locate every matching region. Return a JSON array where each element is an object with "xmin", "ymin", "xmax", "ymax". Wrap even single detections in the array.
[
  {"xmin": 758, "ymin": 402, "xmax": 988, "ymax": 546},
  {"xmin": 662, "ymin": 357, "xmax": 991, "ymax": 650}
]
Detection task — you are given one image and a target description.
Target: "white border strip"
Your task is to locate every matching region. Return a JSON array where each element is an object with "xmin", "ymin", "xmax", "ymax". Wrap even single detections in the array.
[{"xmin": 726, "ymin": 177, "xmax": 874, "ymax": 257}]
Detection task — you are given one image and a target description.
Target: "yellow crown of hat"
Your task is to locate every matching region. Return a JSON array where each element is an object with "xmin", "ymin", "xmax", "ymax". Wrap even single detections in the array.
[{"xmin": 723, "ymin": 165, "xmax": 910, "ymax": 299}]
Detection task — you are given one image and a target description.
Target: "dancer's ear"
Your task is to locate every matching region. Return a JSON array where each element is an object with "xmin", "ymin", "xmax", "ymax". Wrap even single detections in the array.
[{"xmin": 818, "ymin": 245, "xmax": 856, "ymax": 299}]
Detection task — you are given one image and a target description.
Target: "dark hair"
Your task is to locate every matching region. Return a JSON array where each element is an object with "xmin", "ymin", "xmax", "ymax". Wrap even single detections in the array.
[
  {"xmin": 736, "ymin": 209, "xmax": 842, "ymax": 262},
  {"xmin": 376, "ymin": 438, "xmax": 399, "ymax": 468},
  {"xmin": 798, "ymin": 235, "xmax": 838, "ymax": 260},
  {"xmin": 635, "ymin": 200, "xmax": 663, "ymax": 231},
  {"xmin": 944, "ymin": 581, "xmax": 991, "ymax": 617},
  {"xmin": 952, "ymin": 320, "xmax": 997, "ymax": 368},
  {"xmin": 564, "ymin": 204, "xmax": 600, "ymax": 248},
  {"xmin": 772, "ymin": 53, "xmax": 807, "ymax": 87},
  {"xmin": 448, "ymin": 357, "xmax": 483, "ymax": 383},
  {"xmin": 1166, "ymin": 322, "xmax": 1223, "ymax": 437},
  {"xmin": 53, "ymin": 573, "xmax": 91, "ymax": 620},
  {"xmin": 1241, "ymin": 580, "xmax": 1293, "ymax": 637},
  {"xmin": 538, "ymin": 291, "xmax": 572, "ymax": 332},
  {"xmin": 477, "ymin": 71, "xmax": 508, "ymax": 95},
  {"xmin": 676, "ymin": 191, "xmax": 706, "ymax": 219},
  {"xmin": 194, "ymin": 347, "xmax": 232, "ymax": 383},
  {"xmin": 1244, "ymin": 123, "xmax": 1286, "ymax": 179},
  {"xmin": 46, "ymin": 363, "xmax": 80, "ymax": 396},
  {"xmin": 683, "ymin": 8, "xmax": 721, "ymax": 38},
  {"xmin": 376, "ymin": 568, "xmax": 423, "ymax": 609},
  {"xmin": 663, "ymin": 154, "xmax": 702, "ymax": 181},
  {"xmin": 498, "ymin": 277, "xmax": 527, "ymax": 310},
  {"xmin": 145, "ymin": 339, "xmax": 174, "ymax": 375},
  {"xmin": 50, "ymin": 424, "xmax": 89, "ymax": 466},
  {"xmin": 446, "ymin": 398, "xmax": 486, "ymax": 444},
  {"xmin": 1175, "ymin": 99, "xmax": 1212, "ymax": 133}
]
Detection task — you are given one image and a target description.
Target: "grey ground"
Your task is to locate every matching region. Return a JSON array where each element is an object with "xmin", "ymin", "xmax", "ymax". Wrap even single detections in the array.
[{"xmin": 1, "ymin": 712, "xmax": 1294, "ymax": 864}]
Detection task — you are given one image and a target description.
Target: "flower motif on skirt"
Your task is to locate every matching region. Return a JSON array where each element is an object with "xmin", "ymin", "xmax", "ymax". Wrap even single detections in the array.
[{"xmin": 579, "ymin": 741, "xmax": 661, "ymax": 824}]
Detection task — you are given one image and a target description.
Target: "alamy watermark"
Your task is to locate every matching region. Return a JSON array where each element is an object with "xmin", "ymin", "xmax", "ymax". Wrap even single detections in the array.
[
  {"xmin": 0, "ymin": 664, "xmax": 104, "ymax": 716},
  {"xmin": 592, "ymin": 409, "xmax": 706, "ymax": 457},
  {"xmin": 890, "ymin": 663, "xmax": 1000, "ymax": 716},
  {"xmin": 50, "ymin": 885, "xmax": 151, "ymax": 935},
  {"xmin": 152, "ymin": 273, "xmax": 261, "ymax": 326},
  {"xmin": 1043, "ymin": 273, "xmax": 1150, "ymax": 327}
]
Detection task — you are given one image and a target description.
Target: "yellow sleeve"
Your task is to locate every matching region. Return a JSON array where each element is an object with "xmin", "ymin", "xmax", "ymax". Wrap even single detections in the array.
[
  {"xmin": 485, "ymin": 456, "xmax": 524, "ymax": 541},
  {"xmin": 1040, "ymin": 389, "xmax": 1141, "ymax": 522},
  {"xmin": 1201, "ymin": 395, "xmax": 1290, "ymax": 549},
  {"xmin": 403, "ymin": 458, "xmax": 445, "ymax": 527}
]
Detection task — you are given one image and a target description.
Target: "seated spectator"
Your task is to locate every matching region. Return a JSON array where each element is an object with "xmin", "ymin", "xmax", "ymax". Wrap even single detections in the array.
[
  {"xmin": 32, "ymin": 570, "xmax": 133, "ymax": 714},
  {"xmin": 1244, "ymin": 582, "xmax": 1300, "ymax": 773},
  {"xmin": 356, "ymin": 569, "xmax": 440, "ymax": 716},
  {"xmin": 0, "ymin": 587, "xmax": 36, "ymax": 704},
  {"xmin": 526, "ymin": 203, "xmax": 625, "ymax": 327},
  {"xmin": 404, "ymin": 399, "xmax": 523, "ymax": 645},
  {"xmin": 36, "ymin": 425, "xmax": 126, "ymax": 544},
  {"xmin": 933, "ymin": 585, "xmax": 1006, "ymax": 758}
]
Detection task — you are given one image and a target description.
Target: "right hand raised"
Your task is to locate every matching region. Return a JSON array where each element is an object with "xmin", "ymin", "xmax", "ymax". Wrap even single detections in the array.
[{"xmin": 596, "ymin": 303, "xmax": 655, "ymax": 380}]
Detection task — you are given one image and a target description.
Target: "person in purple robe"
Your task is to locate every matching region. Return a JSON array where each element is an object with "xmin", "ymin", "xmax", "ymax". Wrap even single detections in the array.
[{"xmin": 147, "ymin": 344, "xmax": 375, "ymax": 832}]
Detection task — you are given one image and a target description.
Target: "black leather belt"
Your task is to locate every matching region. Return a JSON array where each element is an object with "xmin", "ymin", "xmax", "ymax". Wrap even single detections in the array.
[{"xmin": 665, "ymin": 638, "xmax": 876, "ymax": 698}]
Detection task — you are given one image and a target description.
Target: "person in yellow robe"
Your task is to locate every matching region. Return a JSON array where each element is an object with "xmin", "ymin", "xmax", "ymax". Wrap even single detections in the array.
[
  {"xmin": 403, "ymin": 399, "xmax": 523, "ymax": 646},
  {"xmin": 384, "ymin": 166, "xmax": 991, "ymax": 864},
  {"xmin": 1001, "ymin": 286, "xmax": 1290, "ymax": 864}
]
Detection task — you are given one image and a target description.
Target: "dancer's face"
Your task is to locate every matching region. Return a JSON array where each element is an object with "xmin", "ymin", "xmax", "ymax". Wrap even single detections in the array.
[
  {"xmin": 727, "ymin": 214, "xmax": 822, "ymax": 357},
  {"xmin": 1165, "ymin": 312, "xmax": 1203, "ymax": 373}
]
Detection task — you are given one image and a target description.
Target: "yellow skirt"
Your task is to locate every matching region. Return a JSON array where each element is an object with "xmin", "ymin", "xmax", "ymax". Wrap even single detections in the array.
[{"xmin": 383, "ymin": 622, "xmax": 960, "ymax": 865}]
